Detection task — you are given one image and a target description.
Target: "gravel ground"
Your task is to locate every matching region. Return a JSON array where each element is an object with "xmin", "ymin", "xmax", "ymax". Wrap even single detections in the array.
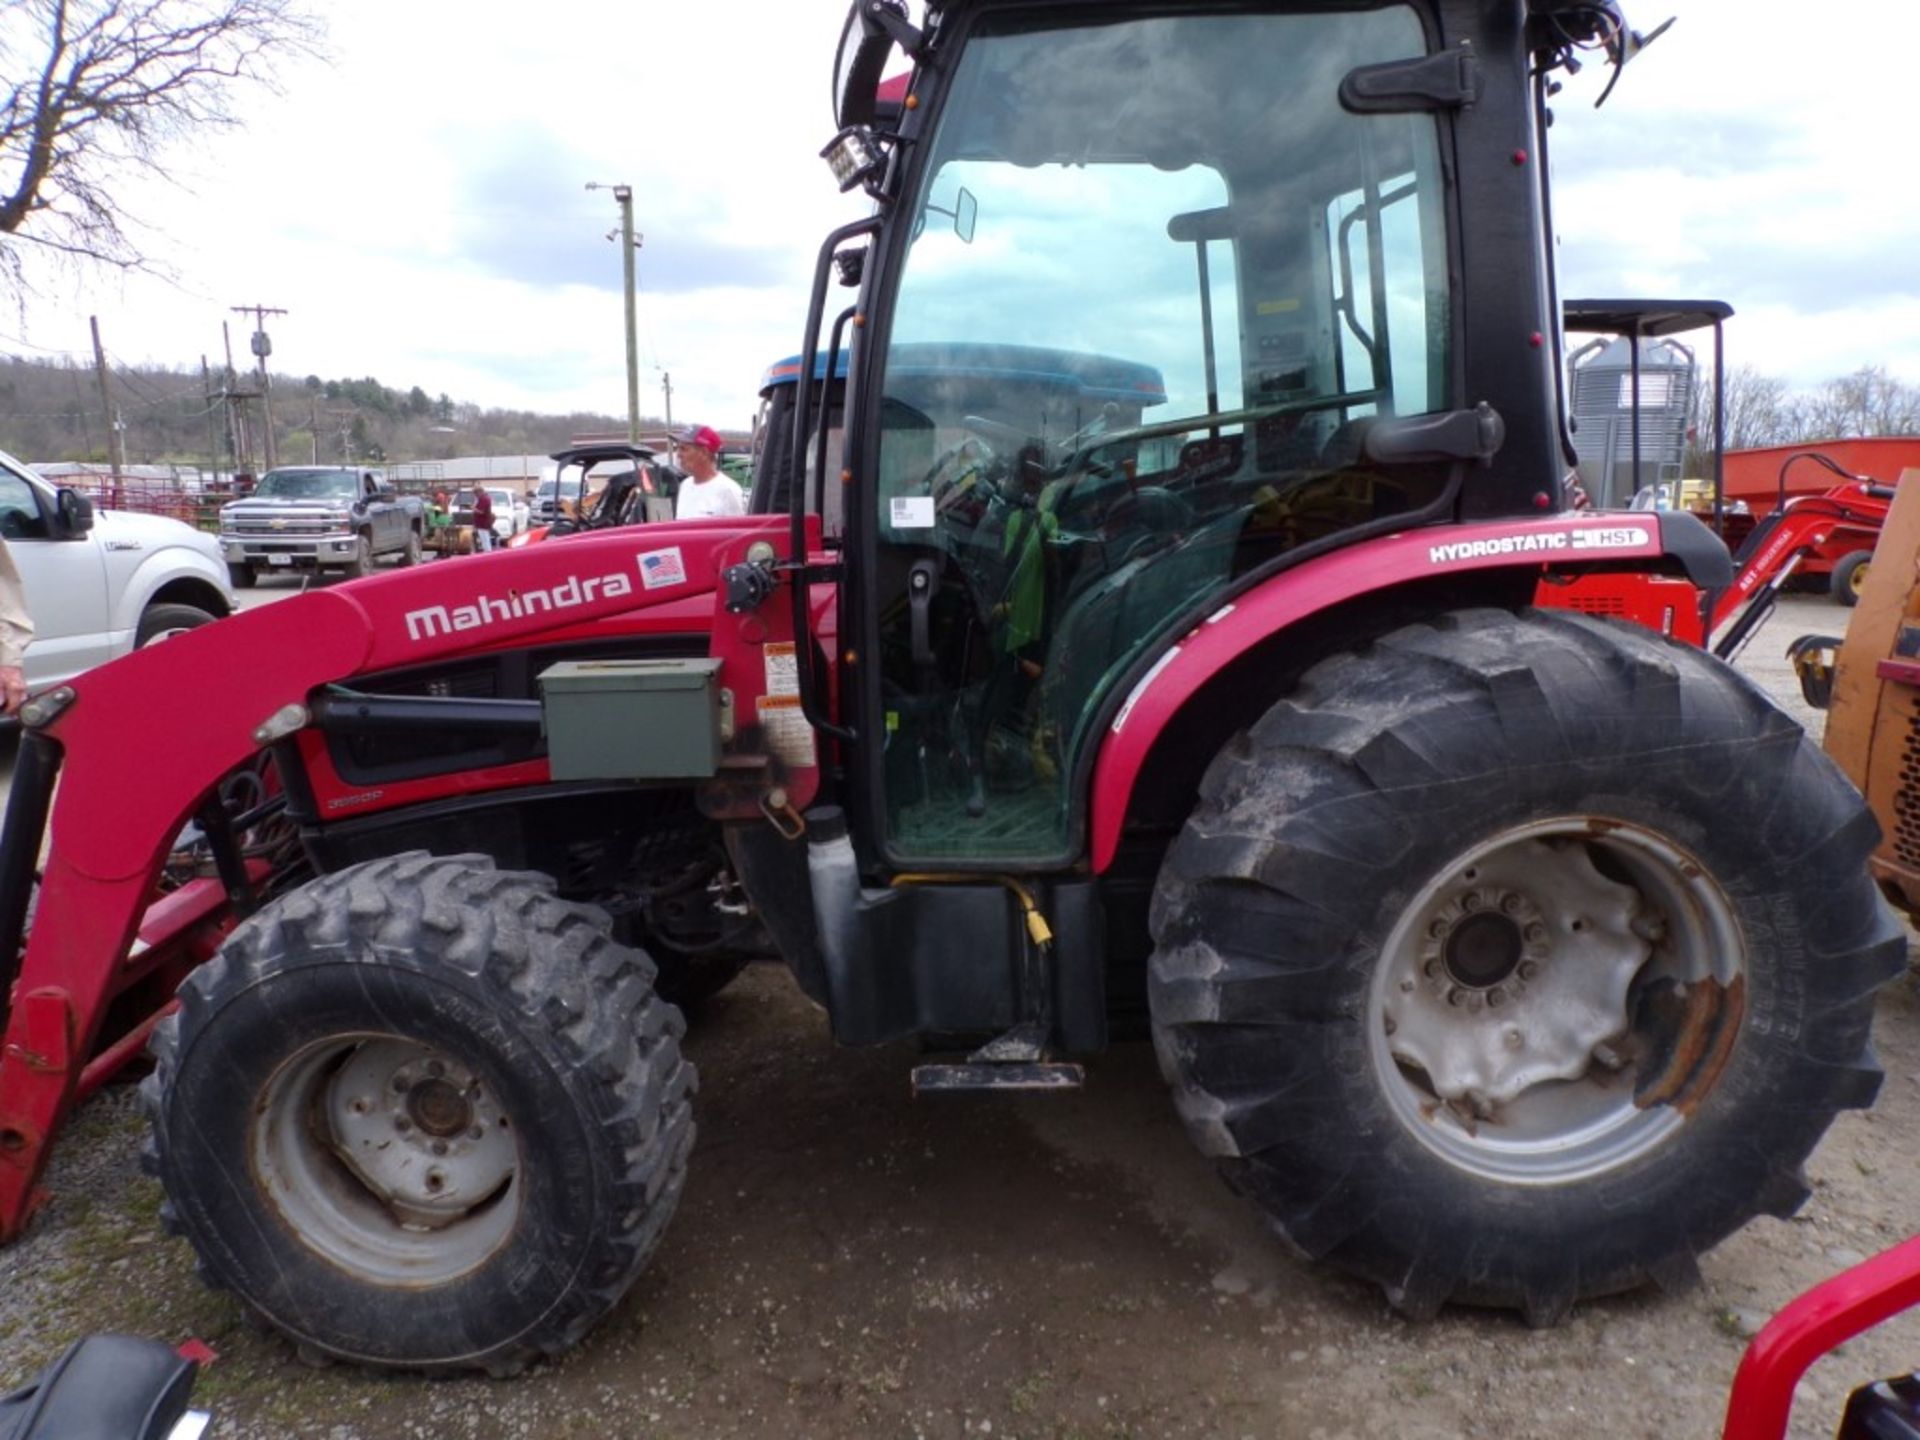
[{"xmin": 3, "ymin": 590, "xmax": 1915, "ymax": 1440}]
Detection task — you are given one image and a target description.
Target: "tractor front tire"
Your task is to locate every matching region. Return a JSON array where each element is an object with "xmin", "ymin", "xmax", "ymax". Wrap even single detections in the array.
[
  {"xmin": 1149, "ymin": 608, "xmax": 1903, "ymax": 1324},
  {"xmin": 142, "ymin": 852, "xmax": 695, "ymax": 1374}
]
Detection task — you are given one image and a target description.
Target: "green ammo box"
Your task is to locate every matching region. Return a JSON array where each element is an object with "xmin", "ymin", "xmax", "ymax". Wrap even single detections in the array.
[{"xmin": 537, "ymin": 658, "xmax": 725, "ymax": 780}]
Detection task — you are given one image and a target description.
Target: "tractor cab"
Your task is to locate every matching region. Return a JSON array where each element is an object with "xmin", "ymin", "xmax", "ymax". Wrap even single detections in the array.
[{"xmin": 806, "ymin": 1, "xmax": 1561, "ymax": 864}]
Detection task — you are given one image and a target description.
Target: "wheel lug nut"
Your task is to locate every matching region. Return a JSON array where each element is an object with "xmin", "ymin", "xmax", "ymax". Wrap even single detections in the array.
[
  {"xmin": 1524, "ymin": 925, "xmax": 1547, "ymax": 945},
  {"xmin": 468, "ymin": 1126, "xmax": 485, "ymax": 1140},
  {"xmin": 392, "ymin": 1076, "xmax": 409, "ymax": 1093},
  {"xmin": 431, "ymin": 1140, "xmax": 449, "ymax": 1156},
  {"xmin": 1504, "ymin": 1027, "xmax": 1524, "ymax": 1051},
  {"xmin": 1460, "ymin": 892, "xmax": 1482, "ymax": 912},
  {"xmin": 426, "ymin": 1060, "xmax": 446, "ymax": 1078},
  {"xmin": 1428, "ymin": 920, "xmax": 1448, "ymax": 939},
  {"xmin": 1500, "ymin": 894, "xmax": 1523, "ymax": 915},
  {"xmin": 1519, "ymin": 960, "xmax": 1539, "ymax": 980},
  {"xmin": 1400, "ymin": 979, "xmax": 1415, "ymax": 993},
  {"xmin": 394, "ymin": 1116, "xmax": 412, "ymax": 1133}
]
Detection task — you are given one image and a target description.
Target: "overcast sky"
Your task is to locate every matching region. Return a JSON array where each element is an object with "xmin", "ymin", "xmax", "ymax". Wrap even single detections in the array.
[{"xmin": 2, "ymin": 0, "xmax": 1914, "ymax": 436}]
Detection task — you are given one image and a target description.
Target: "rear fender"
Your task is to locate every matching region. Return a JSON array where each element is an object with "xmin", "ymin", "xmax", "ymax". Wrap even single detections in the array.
[{"xmin": 1087, "ymin": 512, "xmax": 1692, "ymax": 872}]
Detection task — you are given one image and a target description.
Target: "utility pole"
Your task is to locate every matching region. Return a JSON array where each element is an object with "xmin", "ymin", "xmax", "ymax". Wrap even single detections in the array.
[
  {"xmin": 308, "ymin": 397, "xmax": 320, "ymax": 463},
  {"xmin": 88, "ymin": 316, "xmax": 124, "ymax": 503},
  {"xmin": 200, "ymin": 357, "xmax": 223, "ymax": 488},
  {"xmin": 328, "ymin": 408, "xmax": 357, "ymax": 463},
  {"xmin": 232, "ymin": 304, "xmax": 287, "ymax": 471},
  {"xmin": 662, "ymin": 370, "xmax": 673, "ymax": 436},
  {"xmin": 586, "ymin": 182, "xmax": 642, "ymax": 444},
  {"xmin": 222, "ymin": 322, "xmax": 254, "ymax": 479}
]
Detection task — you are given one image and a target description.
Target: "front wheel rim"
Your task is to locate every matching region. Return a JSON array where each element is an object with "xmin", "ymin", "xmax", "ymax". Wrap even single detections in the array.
[
  {"xmin": 251, "ymin": 1034, "xmax": 523, "ymax": 1285},
  {"xmin": 1368, "ymin": 817, "xmax": 1747, "ymax": 1186}
]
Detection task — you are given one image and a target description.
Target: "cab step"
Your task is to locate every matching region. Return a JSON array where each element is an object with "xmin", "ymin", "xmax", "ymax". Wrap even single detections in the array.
[{"xmin": 911, "ymin": 1062, "xmax": 1084, "ymax": 1094}]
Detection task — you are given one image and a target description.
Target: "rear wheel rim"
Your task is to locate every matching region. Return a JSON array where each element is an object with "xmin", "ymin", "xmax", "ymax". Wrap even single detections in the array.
[
  {"xmin": 1368, "ymin": 817, "xmax": 1747, "ymax": 1186},
  {"xmin": 251, "ymin": 1034, "xmax": 523, "ymax": 1284},
  {"xmin": 1850, "ymin": 563, "xmax": 1869, "ymax": 596}
]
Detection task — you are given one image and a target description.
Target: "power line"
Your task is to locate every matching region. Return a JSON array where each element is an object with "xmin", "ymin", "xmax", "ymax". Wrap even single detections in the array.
[{"xmin": 0, "ymin": 331, "xmax": 90, "ymax": 359}]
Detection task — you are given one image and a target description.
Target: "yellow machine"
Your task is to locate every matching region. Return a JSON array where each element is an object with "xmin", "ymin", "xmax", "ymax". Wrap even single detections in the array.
[{"xmin": 1797, "ymin": 468, "xmax": 1920, "ymax": 916}]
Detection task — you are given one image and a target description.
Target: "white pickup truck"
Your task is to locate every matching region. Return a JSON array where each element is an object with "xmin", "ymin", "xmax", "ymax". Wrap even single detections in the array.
[
  {"xmin": 0, "ymin": 447, "xmax": 235, "ymax": 693},
  {"xmin": 219, "ymin": 466, "xmax": 427, "ymax": 586}
]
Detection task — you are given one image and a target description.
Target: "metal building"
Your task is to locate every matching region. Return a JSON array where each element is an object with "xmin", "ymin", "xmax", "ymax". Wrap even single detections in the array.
[{"xmin": 1568, "ymin": 335, "xmax": 1697, "ymax": 509}]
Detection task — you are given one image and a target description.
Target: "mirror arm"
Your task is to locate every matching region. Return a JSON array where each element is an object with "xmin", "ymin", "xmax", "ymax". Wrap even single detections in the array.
[{"xmin": 862, "ymin": 0, "xmax": 923, "ymax": 59}]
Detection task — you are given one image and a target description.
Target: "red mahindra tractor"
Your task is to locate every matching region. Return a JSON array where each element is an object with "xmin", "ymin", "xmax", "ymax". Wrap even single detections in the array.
[{"xmin": 0, "ymin": 0, "xmax": 1904, "ymax": 1384}]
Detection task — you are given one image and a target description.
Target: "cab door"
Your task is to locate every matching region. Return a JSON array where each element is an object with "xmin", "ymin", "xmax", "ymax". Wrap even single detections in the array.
[{"xmin": 0, "ymin": 470, "xmax": 110, "ymax": 688}]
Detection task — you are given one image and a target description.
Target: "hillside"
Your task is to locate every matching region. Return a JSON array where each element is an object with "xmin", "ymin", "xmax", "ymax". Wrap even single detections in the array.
[{"xmin": 0, "ymin": 354, "xmax": 657, "ymax": 471}]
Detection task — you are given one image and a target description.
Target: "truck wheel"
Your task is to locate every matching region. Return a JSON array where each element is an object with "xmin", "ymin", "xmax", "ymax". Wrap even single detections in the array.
[
  {"xmin": 228, "ymin": 563, "xmax": 257, "ymax": 589},
  {"xmin": 141, "ymin": 852, "xmax": 695, "ymax": 1373},
  {"xmin": 399, "ymin": 527, "xmax": 423, "ymax": 567},
  {"xmin": 1149, "ymin": 608, "xmax": 1903, "ymax": 1324},
  {"xmin": 1831, "ymin": 550, "xmax": 1870, "ymax": 607},
  {"xmin": 136, "ymin": 603, "xmax": 217, "ymax": 647},
  {"xmin": 343, "ymin": 532, "xmax": 373, "ymax": 579}
]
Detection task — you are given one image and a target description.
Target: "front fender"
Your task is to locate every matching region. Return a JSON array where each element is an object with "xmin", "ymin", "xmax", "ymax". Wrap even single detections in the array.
[
  {"xmin": 1087, "ymin": 512, "xmax": 1683, "ymax": 872},
  {"xmin": 105, "ymin": 542, "xmax": 235, "ymax": 638}
]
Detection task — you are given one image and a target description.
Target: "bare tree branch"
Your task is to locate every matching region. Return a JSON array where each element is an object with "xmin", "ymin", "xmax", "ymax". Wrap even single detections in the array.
[{"xmin": 0, "ymin": 0, "xmax": 322, "ymax": 280}]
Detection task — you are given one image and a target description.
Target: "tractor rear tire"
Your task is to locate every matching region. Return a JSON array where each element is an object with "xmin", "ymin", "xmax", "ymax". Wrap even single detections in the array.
[
  {"xmin": 1149, "ymin": 608, "xmax": 1903, "ymax": 1324},
  {"xmin": 1831, "ymin": 550, "xmax": 1870, "ymax": 607},
  {"xmin": 141, "ymin": 852, "xmax": 695, "ymax": 1374}
]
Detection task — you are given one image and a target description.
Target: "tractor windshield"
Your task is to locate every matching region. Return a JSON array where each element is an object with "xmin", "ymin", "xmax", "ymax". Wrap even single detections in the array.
[{"xmin": 871, "ymin": 4, "xmax": 1453, "ymax": 862}]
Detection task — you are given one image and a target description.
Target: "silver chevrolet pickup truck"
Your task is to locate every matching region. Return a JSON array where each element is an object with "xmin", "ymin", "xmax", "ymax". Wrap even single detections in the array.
[{"xmin": 218, "ymin": 466, "xmax": 426, "ymax": 587}]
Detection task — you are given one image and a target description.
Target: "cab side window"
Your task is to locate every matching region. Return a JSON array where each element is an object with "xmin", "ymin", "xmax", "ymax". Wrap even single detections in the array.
[{"xmin": 0, "ymin": 474, "xmax": 49, "ymax": 541}]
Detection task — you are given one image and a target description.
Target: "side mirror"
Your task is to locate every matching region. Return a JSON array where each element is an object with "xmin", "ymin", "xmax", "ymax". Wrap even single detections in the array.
[
  {"xmin": 832, "ymin": 0, "xmax": 914, "ymax": 130},
  {"xmin": 376, "ymin": 485, "xmax": 397, "ymax": 501},
  {"xmin": 55, "ymin": 487, "xmax": 94, "ymax": 538}
]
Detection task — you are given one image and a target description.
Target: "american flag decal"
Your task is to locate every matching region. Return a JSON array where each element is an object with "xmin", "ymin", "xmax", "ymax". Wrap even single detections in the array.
[{"xmin": 637, "ymin": 547, "xmax": 688, "ymax": 590}]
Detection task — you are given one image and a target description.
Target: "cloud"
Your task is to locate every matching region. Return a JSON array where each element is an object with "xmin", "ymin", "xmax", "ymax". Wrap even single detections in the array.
[{"xmin": 8, "ymin": 0, "xmax": 1916, "ymax": 433}]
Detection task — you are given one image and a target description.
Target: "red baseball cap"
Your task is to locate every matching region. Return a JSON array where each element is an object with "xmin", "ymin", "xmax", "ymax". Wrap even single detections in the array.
[{"xmin": 672, "ymin": 423, "xmax": 724, "ymax": 456}]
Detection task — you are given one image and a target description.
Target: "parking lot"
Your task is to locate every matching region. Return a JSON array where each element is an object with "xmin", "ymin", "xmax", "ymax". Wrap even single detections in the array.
[{"xmin": 0, "ymin": 588, "xmax": 1914, "ymax": 1440}]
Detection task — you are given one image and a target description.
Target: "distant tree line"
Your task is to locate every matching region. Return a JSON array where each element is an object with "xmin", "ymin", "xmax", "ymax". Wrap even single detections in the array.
[
  {"xmin": 0, "ymin": 354, "xmax": 642, "ymax": 472},
  {"xmin": 1690, "ymin": 364, "xmax": 1920, "ymax": 464}
]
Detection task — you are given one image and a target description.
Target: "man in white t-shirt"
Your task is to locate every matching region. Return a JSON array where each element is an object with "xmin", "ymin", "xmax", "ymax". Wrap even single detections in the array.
[{"xmin": 672, "ymin": 424, "xmax": 746, "ymax": 519}]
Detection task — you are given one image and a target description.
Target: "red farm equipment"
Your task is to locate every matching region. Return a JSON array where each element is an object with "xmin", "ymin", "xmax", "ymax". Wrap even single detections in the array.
[
  {"xmin": 0, "ymin": 0, "xmax": 1906, "ymax": 1385},
  {"xmin": 1724, "ymin": 438, "xmax": 1920, "ymax": 601}
]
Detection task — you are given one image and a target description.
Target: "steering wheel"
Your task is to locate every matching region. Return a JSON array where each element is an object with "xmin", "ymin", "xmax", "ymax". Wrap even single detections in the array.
[{"xmin": 921, "ymin": 431, "xmax": 1021, "ymax": 522}]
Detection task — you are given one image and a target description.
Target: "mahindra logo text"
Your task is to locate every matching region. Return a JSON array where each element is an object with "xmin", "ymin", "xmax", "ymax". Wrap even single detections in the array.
[{"xmin": 404, "ymin": 567, "xmax": 635, "ymax": 642}]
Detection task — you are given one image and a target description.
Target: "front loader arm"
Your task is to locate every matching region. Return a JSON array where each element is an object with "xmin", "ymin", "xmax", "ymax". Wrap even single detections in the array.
[{"xmin": 0, "ymin": 520, "xmax": 794, "ymax": 1241}]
